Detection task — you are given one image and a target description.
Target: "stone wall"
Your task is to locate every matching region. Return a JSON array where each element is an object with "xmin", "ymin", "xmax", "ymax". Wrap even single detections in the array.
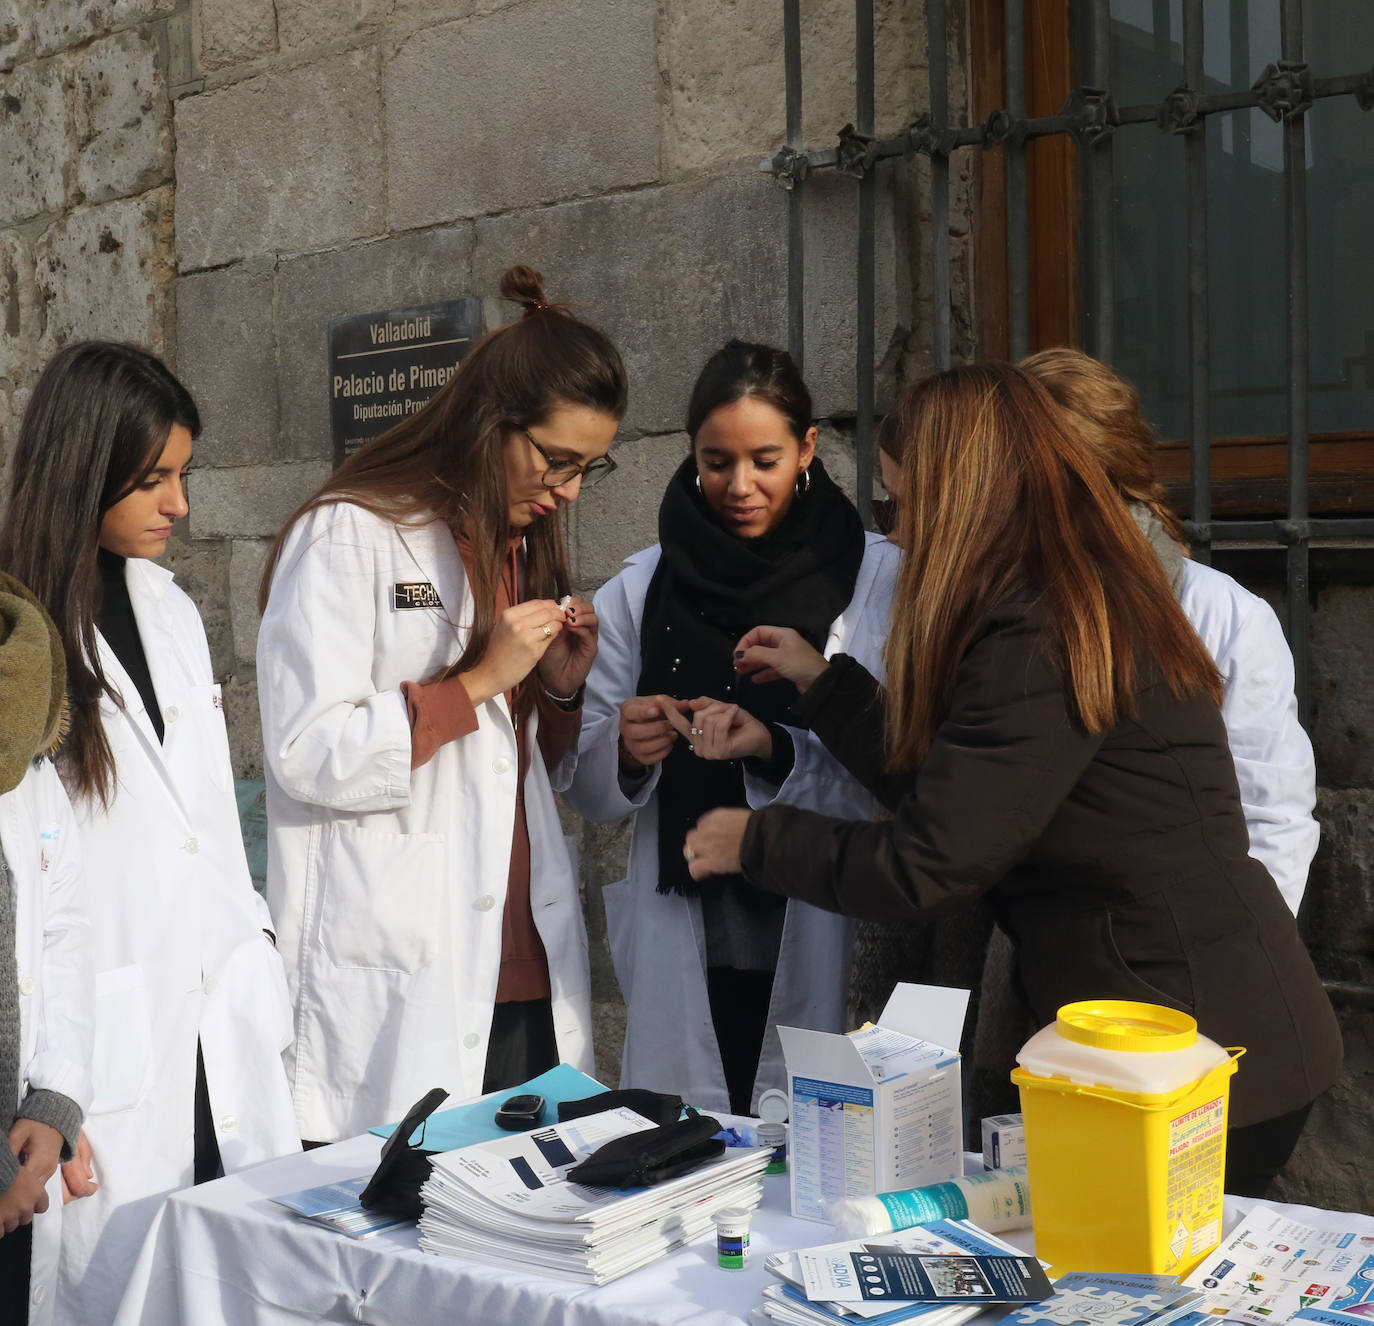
[{"xmin": 0, "ymin": 0, "xmax": 1366, "ymax": 1211}]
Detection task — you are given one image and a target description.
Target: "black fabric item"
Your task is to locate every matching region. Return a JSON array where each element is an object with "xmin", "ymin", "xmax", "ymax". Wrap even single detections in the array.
[
  {"xmin": 564, "ymin": 1107, "xmax": 723, "ymax": 1189},
  {"xmin": 558, "ymin": 1089, "xmax": 686, "ymax": 1127},
  {"xmin": 482, "ymin": 997, "xmax": 558, "ymax": 1095},
  {"xmin": 0, "ymin": 1219, "xmax": 31, "ymax": 1322},
  {"xmin": 1225, "ymin": 1102, "xmax": 1313, "ymax": 1198},
  {"xmin": 193, "ymin": 1040, "xmax": 223, "ymax": 1185},
  {"xmin": 639, "ymin": 455, "xmax": 863, "ymax": 898},
  {"xmin": 97, "ymin": 549, "xmax": 163, "ymax": 743},
  {"xmin": 360, "ymin": 1086, "xmax": 449, "ymax": 1220},
  {"xmin": 706, "ymin": 965, "xmax": 776, "ymax": 1115}
]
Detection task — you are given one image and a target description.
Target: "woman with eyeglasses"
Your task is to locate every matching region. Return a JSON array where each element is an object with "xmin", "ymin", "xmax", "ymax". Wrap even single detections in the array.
[
  {"xmin": 559, "ymin": 340, "xmax": 898, "ymax": 1115},
  {"xmin": 257, "ymin": 266, "xmax": 627, "ymax": 1143}
]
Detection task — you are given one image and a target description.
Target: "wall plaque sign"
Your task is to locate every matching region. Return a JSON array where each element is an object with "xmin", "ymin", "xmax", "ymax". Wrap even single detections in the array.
[{"xmin": 327, "ymin": 297, "xmax": 483, "ymax": 466}]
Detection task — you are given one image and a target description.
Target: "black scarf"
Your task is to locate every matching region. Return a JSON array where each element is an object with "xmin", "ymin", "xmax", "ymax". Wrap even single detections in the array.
[{"xmin": 639, "ymin": 455, "xmax": 865, "ymax": 897}]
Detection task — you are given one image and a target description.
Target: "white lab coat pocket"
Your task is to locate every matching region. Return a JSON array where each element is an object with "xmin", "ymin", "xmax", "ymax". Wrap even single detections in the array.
[
  {"xmin": 317, "ymin": 823, "xmax": 444, "ymax": 973},
  {"xmin": 601, "ymin": 877, "xmax": 636, "ymax": 1004},
  {"xmin": 89, "ymin": 964, "xmax": 151, "ymax": 1115}
]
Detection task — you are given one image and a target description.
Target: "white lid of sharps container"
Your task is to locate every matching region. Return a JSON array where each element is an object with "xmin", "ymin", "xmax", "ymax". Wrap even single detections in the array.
[{"xmin": 757, "ymin": 1089, "xmax": 789, "ymax": 1123}]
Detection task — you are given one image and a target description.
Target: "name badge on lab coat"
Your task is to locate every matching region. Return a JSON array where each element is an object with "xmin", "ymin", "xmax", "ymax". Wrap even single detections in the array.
[{"xmin": 393, "ymin": 582, "xmax": 443, "ymax": 610}]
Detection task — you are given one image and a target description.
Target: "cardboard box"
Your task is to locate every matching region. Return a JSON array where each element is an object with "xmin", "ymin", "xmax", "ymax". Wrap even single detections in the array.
[
  {"xmin": 778, "ymin": 983, "xmax": 970, "ymax": 1222},
  {"xmin": 981, "ymin": 1113, "xmax": 1027, "ymax": 1170}
]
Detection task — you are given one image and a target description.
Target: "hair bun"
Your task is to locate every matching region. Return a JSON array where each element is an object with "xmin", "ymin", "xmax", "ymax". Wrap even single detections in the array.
[{"xmin": 499, "ymin": 265, "xmax": 550, "ymax": 317}]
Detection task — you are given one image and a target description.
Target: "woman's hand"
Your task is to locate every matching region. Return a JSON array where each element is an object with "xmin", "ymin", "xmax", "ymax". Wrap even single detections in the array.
[
  {"xmin": 8, "ymin": 1118, "xmax": 64, "ymax": 1186},
  {"xmin": 462, "ymin": 599, "xmax": 566, "ymax": 705},
  {"xmin": 683, "ymin": 808, "xmax": 753, "ymax": 880},
  {"xmin": 618, "ymin": 695, "xmax": 687, "ymax": 773},
  {"xmin": 0, "ymin": 1166, "xmax": 47, "ymax": 1235},
  {"xmin": 536, "ymin": 596, "xmax": 598, "ymax": 698},
  {"xmin": 663, "ymin": 698, "xmax": 772, "ymax": 763},
  {"xmin": 734, "ymin": 626, "xmax": 829, "ymax": 693},
  {"xmin": 60, "ymin": 1130, "xmax": 97, "ymax": 1204}
]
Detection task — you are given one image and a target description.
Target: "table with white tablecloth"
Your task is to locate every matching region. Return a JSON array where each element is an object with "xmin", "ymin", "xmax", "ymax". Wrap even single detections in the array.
[{"xmin": 113, "ymin": 1134, "xmax": 1374, "ymax": 1326}]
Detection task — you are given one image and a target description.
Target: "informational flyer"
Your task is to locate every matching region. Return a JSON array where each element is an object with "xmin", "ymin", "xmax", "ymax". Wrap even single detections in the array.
[{"xmin": 798, "ymin": 1250, "xmax": 1053, "ymax": 1306}]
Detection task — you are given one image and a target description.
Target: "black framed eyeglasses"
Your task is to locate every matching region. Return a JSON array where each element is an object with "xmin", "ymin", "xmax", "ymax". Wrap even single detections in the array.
[{"xmin": 520, "ymin": 427, "xmax": 617, "ymax": 490}]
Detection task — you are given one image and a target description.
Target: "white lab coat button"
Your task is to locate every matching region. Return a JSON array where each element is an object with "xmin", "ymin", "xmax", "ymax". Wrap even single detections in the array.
[
  {"xmin": 31, "ymin": 1285, "xmax": 45, "ymax": 1306},
  {"xmin": 19, "ymin": 975, "xmax": 34, "ymax": 996},
  {"xmin": 204, "ymin": 977, "xmax": 217, "ymax": 997},
  {"xmin": 474, "ymin": 894, "xmax": 495, "ymax": 912},
  {"xmin": 463, "ymin": 1032, "xmax": 480, "ymax": 1050},
  {"xmin": 219, "ymin": 1114, "xmax": 238, "ymax": 1132},
  {"xmin": 184, "ymin": 837, "xmax": 200, "ymax": 854},
  {"xmin": 165, "ymin": 705, "xmax": 179, "ymax": 722},
  {"xmin": 491, "ymin": 756, "xmax": 511, "ymax": 775}
]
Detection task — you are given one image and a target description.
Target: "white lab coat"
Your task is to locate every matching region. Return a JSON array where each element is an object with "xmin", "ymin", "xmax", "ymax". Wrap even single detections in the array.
[
  {"xmin": 258, "ymin": 502, "xmax": 594, "ymax": 1143},
  {"xmin": 558, "ymin": 533, "xmax": 898, "ymax": 1113},
  {"xmin": 1179, "ymin": 559, "xmax": 1318, "ymax": 916},
  {"xmin": 4, "ymin": 759, "xmax": 92, "ymax": 1326},
  {"xmin": 56, "ymin": 557, "xmax": 299, "ymax": 1326}
]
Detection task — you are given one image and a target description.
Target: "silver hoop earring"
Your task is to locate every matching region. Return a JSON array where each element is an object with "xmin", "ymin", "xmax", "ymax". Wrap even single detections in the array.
[
  {"xmin": 694, "ymin": 473, "xmax": 703, "ymax": 495},
  {"xmin": 795, "ymin": 468, "xmax": 811, "ymax": 499}
]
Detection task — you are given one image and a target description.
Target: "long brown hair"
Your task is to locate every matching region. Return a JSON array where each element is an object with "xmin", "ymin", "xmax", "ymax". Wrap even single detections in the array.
[
  {"xmin": 1021, "ymin": 347, "xmax": 1188, "ymax": 548},
  {"xmin": 883, "ymin": 362, "xmax": 1221, "ymax": 770},
  {"xmin": 259, "ymin": 266, "xmax": 627, "ymax": 694},
  {"xmin": 0, "ymin": 342, "xmax": 201, "ymax": 806}
]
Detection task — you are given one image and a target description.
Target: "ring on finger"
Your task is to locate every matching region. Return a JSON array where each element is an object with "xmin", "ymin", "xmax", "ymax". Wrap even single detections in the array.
[
  {"xmin": 684, "ymin": 846, "xmax": 696, "ymax": 862},
  {"xmin": 541, "ymin": 623, "xmax": 552, "ymax": 639},
  {"xmin": 690, "ymin": 726, "xmax": 704, "ymax": 737}
]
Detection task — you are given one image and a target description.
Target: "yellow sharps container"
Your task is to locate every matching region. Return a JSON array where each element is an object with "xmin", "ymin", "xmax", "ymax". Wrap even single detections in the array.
[{"xmin": 1011, "ymin": 1000, "xmax": 1243, "ymax": 1276}]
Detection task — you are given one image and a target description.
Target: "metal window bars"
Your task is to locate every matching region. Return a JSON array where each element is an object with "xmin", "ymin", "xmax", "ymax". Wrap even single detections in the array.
[{"xmin": 761, "ymin": 0, "xmax": 1374, "ymax": 730}]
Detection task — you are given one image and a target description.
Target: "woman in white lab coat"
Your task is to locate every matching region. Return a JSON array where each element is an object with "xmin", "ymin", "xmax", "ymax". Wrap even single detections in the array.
[
  {"xmin": 559, "ymin": 341, "xmax": 898, "ymax": 1115},
  {"xmin": 257, "ymin": 266, "xmax": 627, "ymax": 1143},
  {"xmin": 0, "ymin": 343, "xmax": 299, "ymax": 1326},
  {"xmin": 0, "ymin": 571, "xmax": 92, "ymax": 1326}
]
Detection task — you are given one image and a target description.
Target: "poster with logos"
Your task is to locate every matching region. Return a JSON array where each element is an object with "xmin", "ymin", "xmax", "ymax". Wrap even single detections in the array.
[{"xmin": 328, "ymin": 297, "xmax": 483, "ymax": 466}]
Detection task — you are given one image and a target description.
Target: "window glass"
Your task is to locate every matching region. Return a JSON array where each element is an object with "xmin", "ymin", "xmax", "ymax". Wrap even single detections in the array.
[{"xmin": 1106, "ymin": 0, "xmax": 1371, "ymax": 440}]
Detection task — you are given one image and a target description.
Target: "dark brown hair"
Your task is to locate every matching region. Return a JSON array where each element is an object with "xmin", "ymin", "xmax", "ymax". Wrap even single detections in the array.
[
  {"xmin": 883, "ymin": 362, "xmax": 1221, "ymax": 769},
  {"xmin": 259, "ymin": 266, "xmax": 627, "ymax": 708},
  {"xmin": 0, "ymin": 341, "xmax": 201, "ymax": 806},
  {"xmin": 686, "ymin": 340, "xmax": 811, "ymax": 443}
]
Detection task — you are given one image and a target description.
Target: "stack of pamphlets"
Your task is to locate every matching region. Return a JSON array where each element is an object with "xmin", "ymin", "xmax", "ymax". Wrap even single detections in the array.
[
  {"xmin": 1182, "ymin": 1206, "xmax": 1374, "ymax": 1326},
  {"xmin": 759, "ymin": 1217, "xmax": 1049, "ymax": 1326},
  {"xmin": 1001, "ymin": 1273, "xmax": 1204, "ymax": 1326},
  {"xmin": 271, "ymin": 1175, "xmax": 412, "ymax": 1240},
  {"xmin": 417, "ymin": 1105, "xmax": 771, "ymax": 1284}
]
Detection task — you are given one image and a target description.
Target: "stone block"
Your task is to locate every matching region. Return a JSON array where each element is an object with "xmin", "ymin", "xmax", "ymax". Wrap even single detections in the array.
[
  {"xmin": 35, "ymin": 188, "xmax": 176, "ymax": 357},
  {"xmin": 274, "ymin": 225, "xmax": 474, "ymax": 459},
  {"xmin": 1311, "ymin": 583, "xmax": 1374, "ymax": 786},
  {"xmin": 0, "ymin": 0, "xmax": 33, "ymax": 70},
  {"xmin": 198, "ymin": 0, "xmax": 277, "ymax": 71},
  {"xmin": 34, "ymin": 0, "xmax": 175, "ymax": 56},
  {"xmin": 0, "ymin": 229, "xmax": 42, "ymax": 388},
  {"xmin": 161, "ymin": 529, "xmax": 232, "ymax": 674},
  {"xmin": 1305, "ymin": 789, "xmax": 1374, "ymax": 956},
  {"xmin": 567, "ymin": 431, "xmax": 687, "ymax": 592},
  {"xmin": 0, "ymin": 57, "xmax": 72, "ymax": 225},
  {"xmin": 222, "ymin": 663, "xmax": 264, "ymax": 779},
  {"xmin": 175, "ymin": 46, "xmax": 384, "ymax": 270},
  {"xmin": 273, "ymin": 0, "xmax": 389, "ymax": 52},
  {"xmin": 228, "ymin": 537, "xmax": 270, "ymax": 665},
  {"xmin": 385, "ymin": 0, "xmax": 658, "ymax": 229},
  {"xmin": 474, "ymin": 172, "xmax": 788, "ymax": 438},
  {"xmin": 189, "ymin": 459, "xmax": 331, "ymax": 540},
  {"xmin": 661, "ymin": 0, "xmax": 926, "ymax": 174},
  {"xmin": 176, "ymin": 257, "xmax": 278, "ymax": 465},
  {"xmin": 72, "ymin": 28, "xmax": 171, "ymax": 206}
]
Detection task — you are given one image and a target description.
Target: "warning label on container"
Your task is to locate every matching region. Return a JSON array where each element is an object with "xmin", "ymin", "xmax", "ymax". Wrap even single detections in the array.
[
  {"xmin": 1168, "ymin": 1097, "xmax": 1226, "ymax": 1157},
  {"xmin": 1163, "ymin": 1095, "xmax": 1228, "ymax": 1268}
]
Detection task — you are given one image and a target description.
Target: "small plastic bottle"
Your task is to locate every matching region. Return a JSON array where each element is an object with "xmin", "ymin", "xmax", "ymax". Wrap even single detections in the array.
[{"xmin": 824, "ymin": 1166, "xmax": 1032, "ymax": 1238}]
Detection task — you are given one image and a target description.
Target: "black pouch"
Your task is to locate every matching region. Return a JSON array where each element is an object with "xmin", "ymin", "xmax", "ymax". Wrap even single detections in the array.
[
  {"xmin": 564, "ymin": 1107, "xmax": 724, "ymax": 1189},
  {"xmin": 557, "ymin": 1088, "xmax": 686, "ymax": 1128},
  {"xmin": 359, "ymin": 1087, "xmax": 449, "ymax": 1220}
]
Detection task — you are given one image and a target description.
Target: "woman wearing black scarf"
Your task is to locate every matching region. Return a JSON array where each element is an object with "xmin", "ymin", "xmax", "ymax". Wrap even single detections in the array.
[{"xmin": 561, "ymin": 342, "xmax": 899, "ymax": 1114}]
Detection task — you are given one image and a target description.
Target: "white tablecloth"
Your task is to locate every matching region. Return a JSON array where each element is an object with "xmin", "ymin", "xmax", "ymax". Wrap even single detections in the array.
[{"xmin": 113, "ymin": 1135, "xmax": 1374, "ymax": 1326}]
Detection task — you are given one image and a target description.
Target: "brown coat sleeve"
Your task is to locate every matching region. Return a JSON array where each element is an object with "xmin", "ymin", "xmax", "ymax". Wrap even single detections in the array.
[{"xmin": 740, "ymin": 604, "xmax": 1103, "ymax": 919}]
